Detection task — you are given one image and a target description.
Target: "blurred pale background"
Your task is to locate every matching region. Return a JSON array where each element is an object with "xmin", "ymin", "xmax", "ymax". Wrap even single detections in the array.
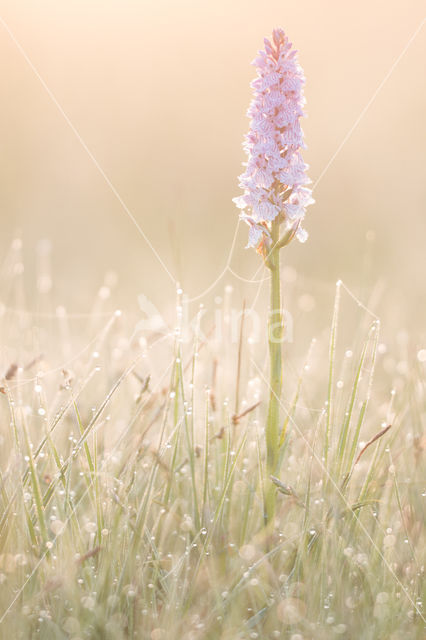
[{"xmin": 0, "ymin": 0, "xmax": 425, "ymax": 337}]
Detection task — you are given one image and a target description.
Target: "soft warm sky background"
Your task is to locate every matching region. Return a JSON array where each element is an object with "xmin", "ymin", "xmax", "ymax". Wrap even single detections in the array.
[{"xmin": 0, "ymin": 0, "xmax": 425, "ymax": 333}]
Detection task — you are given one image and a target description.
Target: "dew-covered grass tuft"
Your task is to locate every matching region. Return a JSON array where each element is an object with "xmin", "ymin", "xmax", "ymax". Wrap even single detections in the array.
[{"xmin": 0, "ymin": 246, "xmax": 425, "ymax": 640}]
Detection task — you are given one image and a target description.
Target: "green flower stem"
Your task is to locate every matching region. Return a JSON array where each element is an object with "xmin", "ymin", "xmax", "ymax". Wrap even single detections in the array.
[{"xmin": 264, "ymin": 218, "xmax": 283, "ymax": 525}]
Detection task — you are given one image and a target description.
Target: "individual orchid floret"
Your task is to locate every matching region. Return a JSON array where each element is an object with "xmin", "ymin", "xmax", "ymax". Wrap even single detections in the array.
[{"xmin": 233, "ymin": 28, "xmax": 313, "ymax": 253}]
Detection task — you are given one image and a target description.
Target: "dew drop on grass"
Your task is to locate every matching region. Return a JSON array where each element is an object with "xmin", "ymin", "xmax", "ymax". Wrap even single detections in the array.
[
  {"xmin": 417, "ymin": 349, "xmax": 426, "ymax": 362},
  {"xmin": 84, "ymin": 522, "xmax": 97, "ymax": 534}
]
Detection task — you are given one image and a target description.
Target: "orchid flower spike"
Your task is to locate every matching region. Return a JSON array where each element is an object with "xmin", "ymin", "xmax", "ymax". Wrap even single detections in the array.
[{"xmin": 233, "ymin": 28, "xmax": 314, "ymax": 255}]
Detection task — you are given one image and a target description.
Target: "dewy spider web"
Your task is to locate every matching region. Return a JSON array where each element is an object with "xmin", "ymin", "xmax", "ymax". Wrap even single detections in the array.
[
  {"xmin": 251, "ymin": 355, "xmax": 425, "ymax": 623},
  {"xmin": 0, "ymin": 353, "xmax": 176, "ymax": 624},
  {"xmin": 1, "ymin": 14, "xmax": 423, "ymax": 305}
]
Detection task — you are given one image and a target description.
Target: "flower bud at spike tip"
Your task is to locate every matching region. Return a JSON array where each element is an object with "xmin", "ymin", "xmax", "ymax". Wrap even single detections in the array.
[{"xmin": 233, "ymin": 28, "xmax": 314, "ymax": 252}]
